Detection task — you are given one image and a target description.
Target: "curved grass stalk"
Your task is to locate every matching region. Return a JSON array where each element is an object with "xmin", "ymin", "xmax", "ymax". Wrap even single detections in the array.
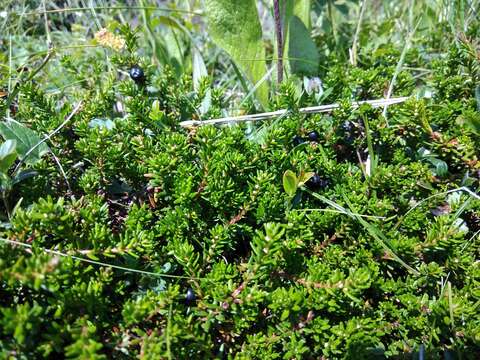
[
  {"xmin": 394, "ymin": 186, "xmax": 480, "ymax": 230},
  {"xmin": 305, "ymin": 189, "xmax": 420, "ymax": 276},
  {"xmin": 293, "ymin": 208, "xmax": 391, "ymax": 220},
  {"xmin": 0, "ymin": 237, "xmax": 209, "ymax": 281}
]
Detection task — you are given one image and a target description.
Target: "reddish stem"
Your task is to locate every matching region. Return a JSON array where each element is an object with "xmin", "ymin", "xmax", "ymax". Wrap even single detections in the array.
[{"xmin": 273, "ymin": 0, "xmax": 283, "ymax": 84}]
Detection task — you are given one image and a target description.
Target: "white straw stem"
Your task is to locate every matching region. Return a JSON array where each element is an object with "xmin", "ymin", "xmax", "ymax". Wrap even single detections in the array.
[{"xmin": 180, "ymin": 96, "xmax": 409, "ymax": 127}]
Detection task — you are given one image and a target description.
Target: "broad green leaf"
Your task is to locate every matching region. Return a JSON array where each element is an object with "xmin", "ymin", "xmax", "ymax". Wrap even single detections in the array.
[
  {"xmin": 150, "ymin": 15, "xmax": 183, "ymax": 31},
  {"xmin": 287, "ymin": 16, "xmax": 319, "ymax": 76},
  {"xmin": 164, "ymin": 28, "xmax": 185, "ymax": 75},
  {"xmin": 283, "ymin": 170, "xmax": 298, "ymax": 197},
  {"xmin": 140, "ymin": 0, "xmax": 185, "ymax": 76},
  {"xmin": 0, "ymin": 140, "xmax": 17, "ymax": 173},
  {"xmin": 205, "ymin": 0, "xmax": 268, "ymax": 108},
  {"xmin": 284, "ymin": 0, "xmax": 319, "ymax": 76},
  {"xmin": 0, "ymin": 121, "xmax": 49, "ymax": 166}
]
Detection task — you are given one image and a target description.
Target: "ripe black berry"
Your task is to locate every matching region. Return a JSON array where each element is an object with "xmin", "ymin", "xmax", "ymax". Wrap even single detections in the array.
[
  {"xmin": 306, "ymin": 174, "xmax": 329, "ymax": 190},
  {"xmin": 339, "ymin": 121, "xmax": 356, "ymax": 144},
  {"xmin": 129, "ymin": 66, "xmax": 145, "ymax": 83},
  {"xmin": 307, "ymin": 131, "xmax": 319, "ymax": 142},
  {"xmin": 292, "ymin": 135, "xmax": 305, "ymax": 146},
  {"xmin": 185, "ymin": 288, "xmax": 196, "ymax": 305},
  {"xmin": 341, "ymin": 121, "xmax": 354, "ymax": 133}
]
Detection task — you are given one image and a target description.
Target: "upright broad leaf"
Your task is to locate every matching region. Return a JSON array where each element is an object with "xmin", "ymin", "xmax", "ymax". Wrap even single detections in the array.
[
  {"xmin": 205, "ymin": 0, "xmax": 269, "ymax": 108},
  {"xmin": 288, "ymin": 16, "xmax": 319, "ymax": 76},
  {"xmin": 0, "ymin": 120, "xmax": 49, "ymax": 166},
  {"xmin": 283, "ymin": 170, "xmax": 298, "ymax": 197},
  {"xmin": 284, "ymin": 0, "xmax": 319, "ymax": 76},
  {"xmin": 0, "ymin": 140, "xmax": 17, "ymax": 173}
]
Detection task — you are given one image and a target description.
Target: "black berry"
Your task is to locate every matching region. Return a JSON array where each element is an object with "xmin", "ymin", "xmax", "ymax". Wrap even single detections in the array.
[
  {"xmin": 306, "ymin": 174, "xmax": 329, "ymax": 190},
  {"xmin": 340, "ymin": 121, "xmax": 354, "ymax": 133},
  {"xmin": 185, "ymin": 288, "xmax": 196, "ymax": 305},
  {"xmin": 307, "ymin": 131, "xmax": 319, "ymax": 142},
  {"xmin": 292, "ymin": 135, "xmax": 305, "ymax": 146},
  {"xmin": 129, "ymin": 66, "xmax": 145, "ymax": 83},
  {"xmin": 340, "ymin": 121, "xmax": 355, "ymax": 144}
]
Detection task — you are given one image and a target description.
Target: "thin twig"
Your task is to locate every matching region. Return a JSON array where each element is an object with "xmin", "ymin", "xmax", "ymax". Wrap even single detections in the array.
[
  {"xmin": 180, "ymin": 96, "xmax": 409, "ymax": 127},
  {"xmin": 49, "ymin": 151, "xmax": 72, "ymax": 195},
  {"xmin": 273, "ymin": 0, "xmax": 284, "ymax": 84}
]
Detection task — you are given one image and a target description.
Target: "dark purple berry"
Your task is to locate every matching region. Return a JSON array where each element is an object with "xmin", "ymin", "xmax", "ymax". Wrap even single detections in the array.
[
  {"xmin": 185, "ymin": 288, "xmax": 196, "ymax": 305},
  {"xmin": 307, "ymin": 131, "xmax": 319, "ymax": 142},
  {"xmin": 341, "ymin": 121, "xmax": 354, "ymax": 133},
  {"xmin": 307, "ymin": 174, "xmax": 329, "ymax": 190},
  {"xmin": 292, "ymin": 135, "xmax": 305, "ymax": 146},
  {"xmin": 129, "ymin": 66, "xmax": 145, "ymax": 83},
  {"xmin": 340, "ymin": 121, "xmax": 356, "ymax": 144}
]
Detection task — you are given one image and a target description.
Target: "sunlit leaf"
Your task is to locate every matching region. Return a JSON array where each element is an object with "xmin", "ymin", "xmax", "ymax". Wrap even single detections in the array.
[
  {"xmin": 205, "ymin": 0, "xmax": 268, "ymax": 107},
  {"xmin": 0, "ymin": 120, "xmax": 49, "ymax": 166},
  {"xmin": 283, "ymin": 170, "xmax": 298, "ymax": 197}
]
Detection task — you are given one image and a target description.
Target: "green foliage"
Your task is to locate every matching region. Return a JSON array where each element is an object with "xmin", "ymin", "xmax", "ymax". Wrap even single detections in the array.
[{"xmin": 0, "ymin": 2, "xmax": 480, "ymax": 359}]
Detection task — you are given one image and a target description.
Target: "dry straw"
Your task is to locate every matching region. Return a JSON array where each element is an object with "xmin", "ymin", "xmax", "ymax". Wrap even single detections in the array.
[{"xmin": 180, "ymin": 96, "xmax": 409, "ymax": 128}]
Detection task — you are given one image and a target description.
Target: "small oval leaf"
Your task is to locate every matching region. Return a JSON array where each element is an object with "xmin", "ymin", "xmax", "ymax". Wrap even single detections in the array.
[{"xmin": 283, "ymin": 170, "xmax": 298, "ymax": 197}]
